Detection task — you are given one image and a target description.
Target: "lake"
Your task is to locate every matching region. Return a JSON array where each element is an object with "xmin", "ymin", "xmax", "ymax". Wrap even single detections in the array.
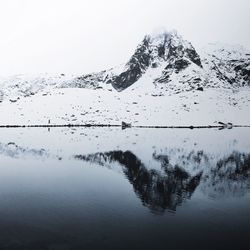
[{"xmin": 0, "ymin": 127, "xmax": 249, "ymax": 250}]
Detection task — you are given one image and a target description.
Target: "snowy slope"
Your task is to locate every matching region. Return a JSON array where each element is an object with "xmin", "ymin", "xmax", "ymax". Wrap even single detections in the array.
[
  {"xmin": 200, "ymin": 43, "xmax": 250, "ymax": 88},
  {"xmin": 1, "ymin": 87, "xmax": 250, "ymax": 126},
  {"xmin": 0, "ymin": 73, "xmax": 76, "ymax": 102}
]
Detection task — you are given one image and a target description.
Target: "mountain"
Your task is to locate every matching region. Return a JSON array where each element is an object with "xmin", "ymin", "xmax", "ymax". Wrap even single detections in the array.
[
  {"xmin": 108, "ymin": 30, "xmax": 203, "ymax": 91},
  {"xmin": 66, "ymin": 30, "xmax": 204, "ymax": 92},
  {"xmin": 66, "ymin": 30, "xmax": 250, "ymax": 94},
  {"xmin": 0, "ymin": 29, "xmax": 250, "ymax": 101}
]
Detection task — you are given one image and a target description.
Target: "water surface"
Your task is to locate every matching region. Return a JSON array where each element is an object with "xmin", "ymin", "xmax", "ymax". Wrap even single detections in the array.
[{"xmin": 0, "ymin": 127, "xmax": 249, "ymax": 250}]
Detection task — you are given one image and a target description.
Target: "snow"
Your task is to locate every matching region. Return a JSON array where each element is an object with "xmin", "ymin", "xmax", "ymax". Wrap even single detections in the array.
[
  {"xmin": 0, "ymin": 85, "xmax": 249, "ymax": 126},
  {"xmin": 201, "ymin": 42, "xmax": 250, "ymax": 59},
  {"xmin": 0, "ymin": 73, "xmax": 76, "ymax": 101}
]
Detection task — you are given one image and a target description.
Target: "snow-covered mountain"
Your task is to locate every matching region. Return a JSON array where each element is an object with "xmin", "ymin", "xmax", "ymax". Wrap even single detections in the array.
[
  {"xmin": 0, "ymin": 29, "xmax": 249, "ymax": 101},
  {"xmin": 65, "ymin": 30, "xmax": 250, "ymax": 94},
  {"xmin": 110, "ymin": 30, "xmax": 203, "ymax": 91}
]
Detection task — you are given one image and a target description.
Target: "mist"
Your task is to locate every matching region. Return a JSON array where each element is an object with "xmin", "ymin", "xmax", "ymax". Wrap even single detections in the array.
[{"xmin": 0, "ymin": 0, "xmax": 249, "ymax": 76}]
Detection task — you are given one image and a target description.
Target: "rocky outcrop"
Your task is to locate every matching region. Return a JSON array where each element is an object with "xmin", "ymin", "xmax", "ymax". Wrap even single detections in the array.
[{"xmin": 111, "ymin": 31, "xmax": 203, "ymax": 91}]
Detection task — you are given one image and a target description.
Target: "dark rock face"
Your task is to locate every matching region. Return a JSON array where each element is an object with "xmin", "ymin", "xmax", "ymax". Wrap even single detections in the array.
[
  {"xmin": 174, "ymin": 59, "xmax": 191, "ymax": 73},
  {"xmin": 186, "ymin": 47, "xmax": 203, "ymax": 68},
  {"xmin": 234, "ymin": 62, "xmax": 250, "ymax": 85},
  {"xmin": 167, "ymin": 44, "xmax": 202, "ymax": 68},
  {"xmin": 112, "ymin": 37, "xmax": 151, "ymax": 91}
]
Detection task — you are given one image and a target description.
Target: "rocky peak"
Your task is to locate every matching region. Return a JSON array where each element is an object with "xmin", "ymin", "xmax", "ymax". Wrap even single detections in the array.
[{"xmin": 111, "ymin": 30, "xmax": 202, "ymax": 91}]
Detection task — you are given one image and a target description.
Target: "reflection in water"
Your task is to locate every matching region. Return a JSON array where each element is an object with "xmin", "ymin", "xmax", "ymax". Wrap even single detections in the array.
[
  {"xmin": 203, "ymin": 151, "xmax": 250, "ymax": 198},
  {"xmin": 75, "ymin": 151, "xmax": 202, "ymax": 213},
  {"xmin": 0, "ymin": 142, "xmax": 49, "ymax": 159},
  {"xmin": 1, "ymin": 139, "xmax": 250, "ymax": 214},
  {"xmin": 0, "ymin": 128, "xmax": 250, "ymax": 249},
  {"xmin": 75, "ymin": 150, "xmax": 250, "ymax": 213}
]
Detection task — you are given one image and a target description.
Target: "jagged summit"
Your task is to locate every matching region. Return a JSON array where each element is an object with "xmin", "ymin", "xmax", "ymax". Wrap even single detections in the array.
[
  {"xmin": 109, "ymin": 30, "xmax": 202, "ymax": 91},
  {"xmin": 144, "ymin": 29, "xmax": 202, "ymax": 67}
]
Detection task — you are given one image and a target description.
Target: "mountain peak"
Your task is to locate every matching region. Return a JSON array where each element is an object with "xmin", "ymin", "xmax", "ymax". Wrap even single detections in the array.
[
  {"xmin": 108, "ymin": 29, "xmax": 203, "ymax": 91},
  {"xmin": 63, "ymin": 29, "xmax": 249, "ymax": 93},
  {"xmin": 145, "ymin": 29, "xmax": 188, "ymax": 48}
]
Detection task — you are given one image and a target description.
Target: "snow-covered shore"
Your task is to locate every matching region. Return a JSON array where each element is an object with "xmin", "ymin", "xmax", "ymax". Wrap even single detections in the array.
[{"xmin": 1, "ymin": 86, "xmax": 250, "ymax": 126}]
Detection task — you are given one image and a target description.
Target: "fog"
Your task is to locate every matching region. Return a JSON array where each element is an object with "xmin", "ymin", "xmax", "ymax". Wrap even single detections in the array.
[{"xmin": 0, "ymin": 0, "xmax": 249, "ymax": 76}]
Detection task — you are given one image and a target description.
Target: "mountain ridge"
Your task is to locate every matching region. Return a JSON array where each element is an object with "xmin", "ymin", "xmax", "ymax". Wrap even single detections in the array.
[
  {"xmin": 0, "ymin": 29, "xmax": 250, "ymax": 101},
  {"xmin": 67, "ymin": 30, "xmax": 250, "ymax": 94}
]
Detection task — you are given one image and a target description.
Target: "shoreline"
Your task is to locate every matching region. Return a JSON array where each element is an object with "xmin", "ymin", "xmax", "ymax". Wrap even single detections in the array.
[{"xmin": 0, "ymin": 124, "xmax": 249, "ymax": 129}]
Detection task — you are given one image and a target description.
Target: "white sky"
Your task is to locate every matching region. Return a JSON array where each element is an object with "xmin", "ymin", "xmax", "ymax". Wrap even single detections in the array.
[{"xmin": 0, "ymin": 0, "xmax": 249, "ymax": 76}]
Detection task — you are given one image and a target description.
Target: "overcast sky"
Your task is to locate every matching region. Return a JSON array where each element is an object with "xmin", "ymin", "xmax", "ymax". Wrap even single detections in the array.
[{"xmin": 0, "ymin": 0, "xmax": 249, "ymax": 76}]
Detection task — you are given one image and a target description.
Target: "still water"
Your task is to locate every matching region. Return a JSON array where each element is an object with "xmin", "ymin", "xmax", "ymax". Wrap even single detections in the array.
[{"xmin": 0, "ymin": 127, "xmax": 249, "ymax": 250}]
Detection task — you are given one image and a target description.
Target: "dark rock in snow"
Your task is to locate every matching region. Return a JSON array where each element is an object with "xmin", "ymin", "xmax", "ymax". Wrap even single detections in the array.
[{"xmin": 122, "ymin": 121, "xmax": 132, "ymax": 129}]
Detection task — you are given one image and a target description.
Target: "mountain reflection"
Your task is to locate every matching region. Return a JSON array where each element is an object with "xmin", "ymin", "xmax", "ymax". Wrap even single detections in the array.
[
  {"xmin": 75, "ymin": 150, "xmax": 250, "ymax": 213},
  {"xmin": 203, "ymin": 151, "xmax": 250, "ymax": 198},
  {"xmin": 1, "ymin": 140, "xmax": 250, "ymax": 214},
  {"xmin": 0, "ymin": 142, "xmax": 49, "ymax": 159},
  {"xmin": 75, "ymin": 151, "xmax": 202, "ymax": 213}
]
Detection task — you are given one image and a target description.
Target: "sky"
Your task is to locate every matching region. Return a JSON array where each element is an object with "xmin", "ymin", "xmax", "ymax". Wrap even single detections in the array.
[{"xmin": 0, "ymin": 0, "xmax": 249, "ymax": 76}]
